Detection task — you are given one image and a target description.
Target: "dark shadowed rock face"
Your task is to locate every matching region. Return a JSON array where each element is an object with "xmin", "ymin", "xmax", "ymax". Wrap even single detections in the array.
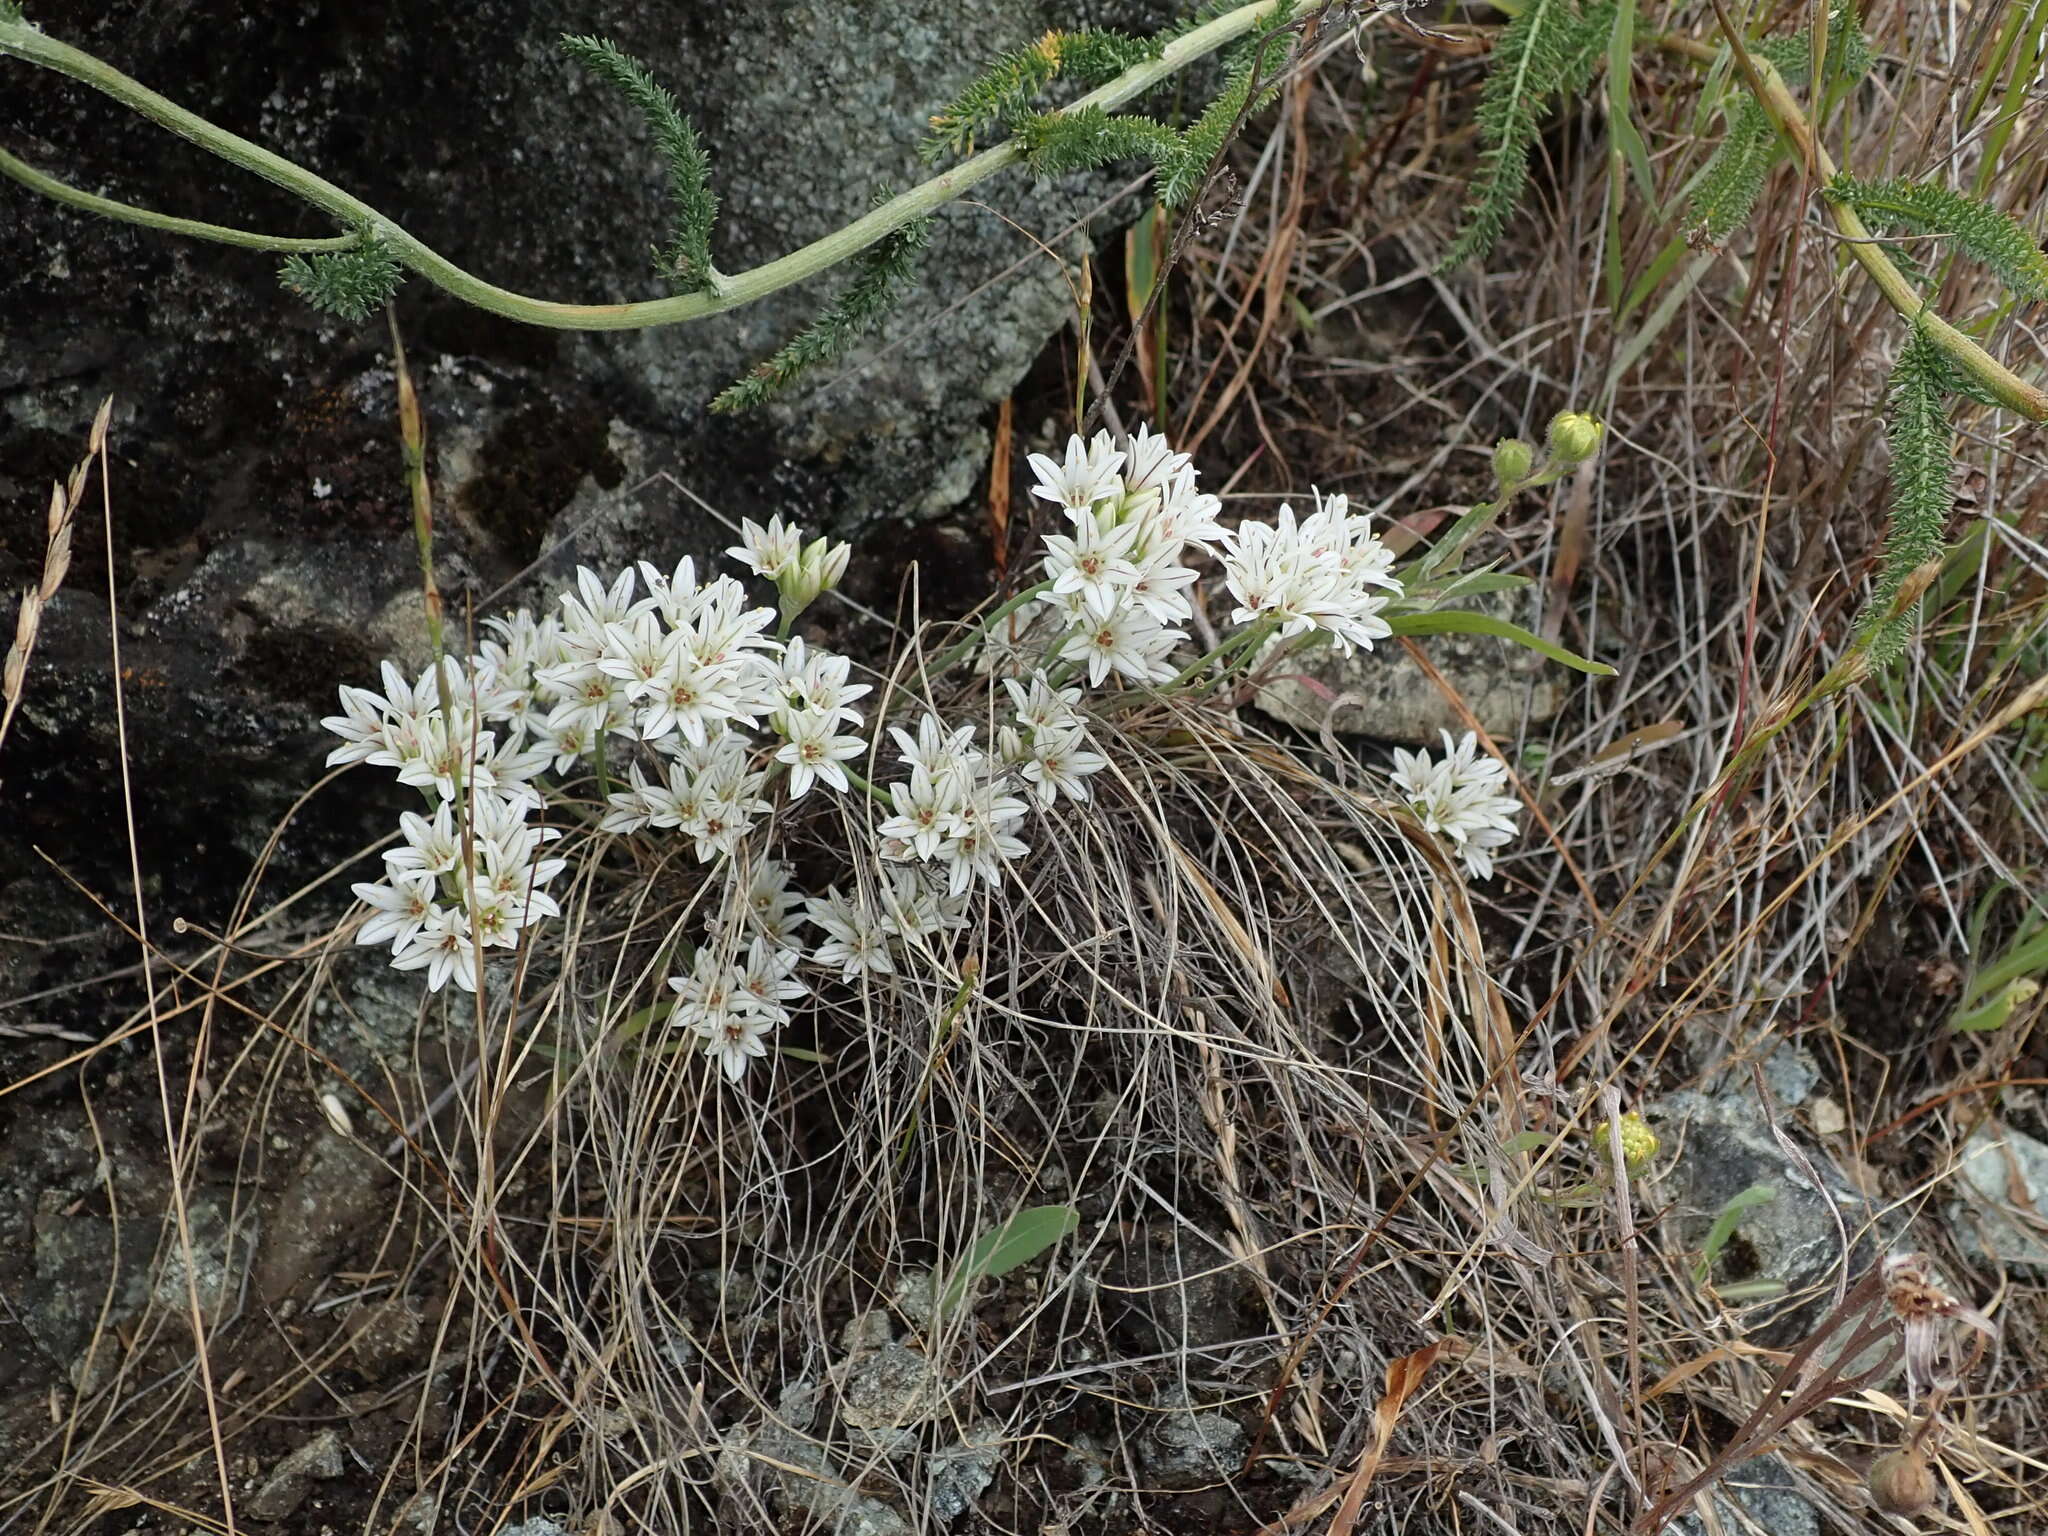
[{"xmin": 0, "ymin": 0, "xmax": 1172, "ymax": 947}]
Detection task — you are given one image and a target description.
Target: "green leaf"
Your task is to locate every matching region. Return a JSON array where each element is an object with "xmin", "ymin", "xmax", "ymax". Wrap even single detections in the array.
[
  {"xmin": 279, "ymin": 237, "xmax": 404, "ymax": 323},
  {"xmin": 1859, "ymin": 322, "xmax": 1957, "ymax": 667},
  {"xmin": 560, "ymin": 34, "xmax": 718, "ymax": 293},
  {"xmin": 1443, "ymin": 0, "xmax": 1616, "ymax": 267},
  {"xmin": 1827, "ymin": 173, "xmax": 2048, "ymax": 301},
  {"xmin": 922, "ymin": 29, "xmax": 1158, "ymax": 160},
  {"xmin": 712, "ymin": 195, "xmax": 933, "ymax": 413},
  {"xmin": 938, "ymin": 1204, "xmax": 1080, "ymax": 1312},
  {"xmin": 1384, "ymin": 609, "xmax": 1616, "ymax": 675},
  {"xmin": 1694, "ymin": 1183, "xmax": 1777, "ymax": 1287}
]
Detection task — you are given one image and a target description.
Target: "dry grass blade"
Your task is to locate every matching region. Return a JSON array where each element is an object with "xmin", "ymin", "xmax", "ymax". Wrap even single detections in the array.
[{"xmin": 0, "ymin": 397, "xmax": 101, "ymax": 761}]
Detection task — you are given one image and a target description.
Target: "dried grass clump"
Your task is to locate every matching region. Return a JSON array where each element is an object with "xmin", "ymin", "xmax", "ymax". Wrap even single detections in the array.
[{"xmin": 383, "ymin": 682, "xmax": 1611, "ymax": 1532}]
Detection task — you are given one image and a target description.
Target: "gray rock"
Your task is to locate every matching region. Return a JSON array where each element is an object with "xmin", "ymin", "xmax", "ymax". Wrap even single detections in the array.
[
  {"xmin": 1655, "ymin": 1089, "xmax": 1892, "ymax": 1343},
  {"xmin": 1952, "ymin": 1122, "xmax": 2048, "ymax": 1273},
  {"xmin": 1140, "ymin": 1385, "xmax": 1244, "ymax": 1485},
  {"xmin": 1253, "ymin": 587, "xmax": 1563, "ymax": 744},
  {"xmin": 927, "ymin": 1419, "xmax": 1004, "ymax": 1521},
  {"xmin": 838, "ymin": 1338, "xmax": 943, "ymax": 1433},
  {"xmin": 150, "ymin": 1191, "xmax": 253, "ymax": 1323},
  {"xmin": 717, "ymin": 1418, "xmax": 912, "ymax": 1536},
  {"xmin": 245, "ymin": 1428, "xmax": 345, "ymax": 1522},
  {"xmin": 0, "ymin": 0, "xmax": 1177, "ymax": 1080},
  {"xmin": 1673, "ymin": 1457, "xmax": 1819, "ymax": 1536},
  {"xmin": 500, "ymin": 1520, "xmax": 570, "ymax": 1536}
]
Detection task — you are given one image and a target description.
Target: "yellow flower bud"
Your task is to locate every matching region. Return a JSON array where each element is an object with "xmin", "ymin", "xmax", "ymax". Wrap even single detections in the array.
[
  {"xmin": 1546, "ymin": 411, "xmax": 1604, "ymax": 465},
  {"xmin": 1492, "ymin": 437, "xmax": 1535, "ymax": 490},
  {"xmin": 1609, "ymin": 1112, "xmax": 1658, "ymax": 1174}
]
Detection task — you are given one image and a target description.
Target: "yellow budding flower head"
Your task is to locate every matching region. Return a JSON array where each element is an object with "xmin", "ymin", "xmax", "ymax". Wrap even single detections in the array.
[
  {"xmin": 1607, "ymin": 1111, "xmax": 1658, "ymax": 1173},
  {"xmin": 1492, "ymin": 437, "xmax": 1534, "ymax": 490},
  {"xmin": 1546, "ymin": 411, "xmax": 1604, "ymax": 465}
]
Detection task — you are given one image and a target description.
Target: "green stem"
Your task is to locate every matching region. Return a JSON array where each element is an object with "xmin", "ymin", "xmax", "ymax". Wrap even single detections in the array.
[
  {"xmin": 1166, "ymin": 616, "xmax": 1275, "ymax": 690},
  {"xmin": 1663, "ymin": 22, "xmax": 2048, "ymax": 421},
  {"xmin": 925, "ymin": 579, "xmax": 1055, "ymax": 677},
  {"xmin": 1, "ymin": 2, "xmax": 1288, "ymax": 332},
  {"xmin": 841, "ymin": 768, "xmax": 893, "ymax": 807},
  {"xmin": 0, "ymin": 144, "xmax": 361, "ymax": 251}
]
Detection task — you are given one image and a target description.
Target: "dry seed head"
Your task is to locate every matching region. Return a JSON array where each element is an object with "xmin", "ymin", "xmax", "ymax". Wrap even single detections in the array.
[
  {"xmin": 4, "ymin": 589, "xmax": 38, "ymax": 703},
  {"xmin": 1866, "ymin": 1448, "xmax": 1937, "ymax": 1517},
  {"xmin": 89, "ymin": 393, "xmax": 113, "ymax": 453}
]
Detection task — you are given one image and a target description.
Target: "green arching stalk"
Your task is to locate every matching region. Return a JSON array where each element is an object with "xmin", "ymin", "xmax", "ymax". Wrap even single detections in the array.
[
  {"xmin": 0, "ymin": 1, "xmax": 1291, "ymax": 334},
  {"xmin": 839, "ymin": 768, "xmax": 893, "ymax": 808},
  {"xmin": 1672, "ymin": 19, "xmax": 2048, "ymax": 422},
  {"xmin": 0, "ymin": 145, "xmax": 360, "ymax": 251}
]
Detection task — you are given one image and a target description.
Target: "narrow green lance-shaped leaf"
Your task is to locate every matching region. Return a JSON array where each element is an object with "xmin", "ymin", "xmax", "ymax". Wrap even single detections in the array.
[
  {"xmin": 939, "ymin": 1205, "xmax": 1081, "ymax": 1312},
  {"xmin": 561, "ymin": 34, "xmax": 717, "ymax": 293},
  {"xmin": 1443, "ymin": 0, "xmax": 1616, "ymax": 268},
  {"xmin": 711, "ymin": 203, "xmax": 933, "ymax": 413},
  {"xmin": 1861, "ymin": 325, "xmax": 1957, "ymax": 667},
  {"xmin": 1385, "ymin": 609, "xmax": 1616, "ymax": 675},
  {"xmin": 1693, "ymin": 1183, "xmax": 1777, "ymax": 1286},
  {"xmin": 1827, "ymin": 174, "xmax": 2048, "ymax": 301},
  {"xmin": 279, "ymin": 236, "xmax": 404, "ymax": 323}
]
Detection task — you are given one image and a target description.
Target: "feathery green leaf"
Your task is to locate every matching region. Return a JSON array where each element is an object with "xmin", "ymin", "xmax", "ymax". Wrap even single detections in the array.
[
  {"xmin": 1827, "ymin": 174, "xmax": 2048, "ymax": 300},
  {"xmin": 560, "ymin": 34, "xmax": 718, "ymax": 293},
  {"xmin": 711, "ymin": 202, "xmax": 932, "ymax": 413},
  {"xmin": 921, "ymin": 29, "xmax": 1158, "ymax": 160},
  {"xmin": 1018, "ymin": 105, "xmax": 1181, "ymax": 177},
  {"xmin": 1862, "ymin": 324, "xmax": 1957, "ymax": 666},
  {"xmin": 1442, "ymin": 0, "xmax": 1617, "ymax": 268},
  {"xmin": 279, "ymin": 236, "xmax": 404, "ymax": 323},
  {"xmin": 1687, "ymin": 96, "xmax": 1776, "ymax": 245},
  {"xmin": 1161, "ymin": 0, "xmax": 1301, "ymax": 207}
]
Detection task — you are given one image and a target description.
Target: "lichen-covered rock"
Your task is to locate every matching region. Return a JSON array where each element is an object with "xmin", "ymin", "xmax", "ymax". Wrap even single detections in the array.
[
  {"xmin": 1952, "ymin": 1121, "xmax": 2048, "ymax": 1274},
  {"xmin": 1253, "ymin": 587, "xmax": 1562, "ymax": 744},
  {"xmin": 1654, "ymin": 1088, "xmax": 1901, "ymax": 1342},
  {"xmin": 0, "ymin": 0, "xmax": 1174, "ymax": 1014}
]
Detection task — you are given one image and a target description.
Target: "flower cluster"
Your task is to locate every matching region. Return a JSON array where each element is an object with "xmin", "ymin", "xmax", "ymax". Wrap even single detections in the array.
[
  {"xmin": 323, "ymin": 422, "xmax": 1541, "ymax": 1077},
  {"xmin": 1388, "ymin": 730, "xmax": 1521, "ymax": 881},
  {"xmin": 325, "ymin": 658, "xmax": 563, "ymax": 992},
  {"xmin": 1221, "ymin": 493, "xmax": 1402, "ymax": 654}
]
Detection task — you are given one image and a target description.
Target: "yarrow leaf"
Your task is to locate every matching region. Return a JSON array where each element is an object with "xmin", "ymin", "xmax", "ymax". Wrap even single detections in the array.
[
  {"xmin": 1826, "ymin": 174, "xmax": 2048, "ymax": 301},
  {"xmin": 1688, "ymin": 5, "xmax": 1871, "ymax": 247},
  {"xmin": 1687, "ymin": 96, "xmax": 1776, "ymax": 246},
  {"xmin": 1442, "ymin": 0, "xmax": 1617, "ymax": 268},
  {"xmin": 711, "ymin": 198, "xmax": 932, "ymax": 413},
  {"xmin": 560, "ymin": 33, "xmax": 718, "ymax": 293},
  {"xmin": 922, "ymin": 28, "xmax": 1159, "ymax": 159},
  {"xmin": 1017, "ymin": 105, "xmax": 1181, "ymax": 178},
  {"xmin": 279, "ymin": 236, "xmax": 404, "ymax": 323},
  {"xmin": 1862, "ymin": 324, "xmax": 1957, "ymax": 667}
]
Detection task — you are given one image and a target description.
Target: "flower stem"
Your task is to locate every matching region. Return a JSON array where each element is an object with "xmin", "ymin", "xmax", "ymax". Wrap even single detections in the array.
[
  {"xmin": 925, "ymin": 579, "xmax": 1054, "ymax": 678},
  {"xmin": 0, "ymin": 1, "xmax": 1291, "ymax": 333},
  {"xmin": 1166, "ymin": 617, "xmax": 1275, "ymax": 690},
  {"xmin": 841, "ymin": 768, "xmax": 893, "ymax": 807}
]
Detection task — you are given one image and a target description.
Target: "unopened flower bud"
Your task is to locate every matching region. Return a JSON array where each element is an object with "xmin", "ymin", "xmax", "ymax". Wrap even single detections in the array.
[
  {"xmin": 1546, "ymin": 411, "xmax": 1604, "ymax": 465},
  {"xmin": 777, "ymin": 535, "xmax": 852, "ymax": 621},
  {"xmin": 1492, "ymin": 437, "xmax": 1535, "ymax": 490},
  {"xmin": 1867, "ymin": 1449, "xmax": 1937, "ymax": 1517},
  {"xmin": 1607, "ymin": 1112, "xmax": 1659, "ymax": 1174}
]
